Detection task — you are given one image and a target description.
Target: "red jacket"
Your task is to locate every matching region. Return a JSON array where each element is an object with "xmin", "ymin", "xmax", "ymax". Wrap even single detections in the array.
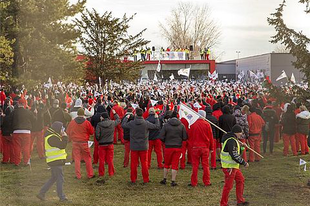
[
  {"xmin": 247, "ymin": 112, "xmax": 265, "ymax": 135},
  {"xmin": 212, "ymin": 110, "xmax": 223, "ymax": 121},
  {"xmin": 188, "ymin": 119, "xmax": 214, "ymax": 150},
  {"xmin": 67, "ymin": 117, "xmax": 94, "ymax": 142},
  {"xmin": 110, "ymin": 104, "xmax": 125, "ymax": 120}
]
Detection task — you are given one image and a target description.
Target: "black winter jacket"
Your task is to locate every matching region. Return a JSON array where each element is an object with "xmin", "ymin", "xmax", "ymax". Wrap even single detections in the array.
[
  {"xmin": 11, "ymin": 107, "xmax": 36, "ymax": 131},
  {"xmin": 222, "ymin": 132, "xmax": 247, "ymax": 166},
  {"xmin": 296, "ymin": 111, "xmax": 310, "ymax": 135},
  {"xmin": 262, "ymin": 106, "xmax": 278, "ymax": 133},
  {"xmin": 219, "ymin": 106, "xmax": 236, "ymax": 142},
  {"xmin": 160, "ymin": 118, "xmax": 187, "ymax": 148},
  {"xmin": 205, "ymin": 106, "xmax": 219, "ymax": 140},
  {"xmin": 95, "ymin": 114, "xmax": 120, "ymax": 145},
  {"xmin": 146, "ymin": 114, "xmax": 161, "ymax": 140},
  {"xmin": 281, "ymin": 111, "xmax": 296, "ymax": 135}
]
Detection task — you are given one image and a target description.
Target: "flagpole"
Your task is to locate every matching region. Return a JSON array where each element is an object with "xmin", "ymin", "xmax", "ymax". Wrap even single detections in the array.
[{"xmin": 180, "ymin": 103, "xmax": 264, "ymax": 159}]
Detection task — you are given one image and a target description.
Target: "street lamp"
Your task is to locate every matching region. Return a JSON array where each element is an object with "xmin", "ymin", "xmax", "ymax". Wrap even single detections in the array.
[{"xmin": 236, "ymin": 51, "xmax": 241, "ymax": 59}]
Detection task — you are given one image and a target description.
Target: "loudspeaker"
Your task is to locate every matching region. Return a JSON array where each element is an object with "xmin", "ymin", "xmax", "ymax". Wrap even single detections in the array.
[
  {"xmin": 189, "ymin": 45, "xmax": 193, "ymax": 51},
  {"xmin": 152, "ymin": 46, "xmax": 155, "ymax": 51}
]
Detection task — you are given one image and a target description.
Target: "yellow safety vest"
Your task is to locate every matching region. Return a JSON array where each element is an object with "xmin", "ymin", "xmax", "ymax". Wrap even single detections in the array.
[
  {"xmin": 220, "ymin": 137, "xmax": 240, "ymax": 169},
  {"xmin": 200, "ymin": 49, "xmax": 205, "ymax": 55},
  {"xmin": 207, "ymin": 49, "xmax": 211, "ymax": 55},
  {"xmin": 45, "ymin": 132, "xmax": 67, "ymax": 163}
]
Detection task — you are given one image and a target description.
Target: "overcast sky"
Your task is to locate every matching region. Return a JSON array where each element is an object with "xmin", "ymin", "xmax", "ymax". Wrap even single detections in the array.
[{"xmin": 71, "ymin": 0, "xmax": 309, "ymax": 61}]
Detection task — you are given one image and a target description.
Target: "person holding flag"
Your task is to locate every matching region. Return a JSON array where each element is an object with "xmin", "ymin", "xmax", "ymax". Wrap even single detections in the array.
[{"xmin": 220, "ymin": 124, "xmax": 249, "ymax": 206}]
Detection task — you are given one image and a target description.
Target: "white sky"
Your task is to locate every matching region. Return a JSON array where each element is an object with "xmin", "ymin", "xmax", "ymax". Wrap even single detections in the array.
[{"xmin": 71, "ymin": 0, "xmax": 310, "ymax": 61}]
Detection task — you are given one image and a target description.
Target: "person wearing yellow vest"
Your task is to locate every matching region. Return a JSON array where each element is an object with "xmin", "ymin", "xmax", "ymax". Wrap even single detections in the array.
[
  {"xmin": 37, "ymin": 121, "xmax": 69, "ymax": 202},
  {"xmin": 200, "ymin": 48, "xmax": 205, "ymax": 60},
  {"xmin": 220, "ymin": 124, "xmax": 249, "ymax": 206},
  {"xmin": 206, "ymin": 47, "xmax": 211, "ymax": 60}
]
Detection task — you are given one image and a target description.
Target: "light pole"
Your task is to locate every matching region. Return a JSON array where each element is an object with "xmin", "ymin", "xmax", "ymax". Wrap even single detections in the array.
[{"xmin": 236, "ymin": 51, "xmax": 241, "ymax": 59}]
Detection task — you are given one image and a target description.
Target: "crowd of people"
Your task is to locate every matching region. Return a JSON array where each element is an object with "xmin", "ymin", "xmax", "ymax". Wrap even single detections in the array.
[{"xmin": 0, "ymin": 79, "xmax": 309, "ymax": 205}]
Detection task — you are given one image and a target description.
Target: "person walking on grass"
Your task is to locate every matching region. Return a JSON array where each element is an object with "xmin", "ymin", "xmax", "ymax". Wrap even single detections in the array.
[
  {"xmin": 220, "ymin": 124, "xmax": 249, "ymax": 206},
  {"xmin": 37, "ymin": 121, "xmax": 69, "ymax": 202},
  {"xmin": 159, "ymin": 111, "xmax": 187, "ymax": 187}
]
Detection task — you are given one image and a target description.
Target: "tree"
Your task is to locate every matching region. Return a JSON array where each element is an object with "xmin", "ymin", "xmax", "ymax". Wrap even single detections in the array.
[
  {"xmin": 75, "ymin": 9, "xmax": 150, "ymax": 84},
  {"xmin": 267, "ymin": 0, "xmax": 310, "ymax": 84},
  {"xmin": 273, "ymin": 44, "xmax": 290, "ymax": 53},
  {"xmin": 0, "ymin": 0, "xmax": 86, "ymax": 87},
  {"xmin": 159, "ymin": 2, "xmax": 221, "ymax": 54}
]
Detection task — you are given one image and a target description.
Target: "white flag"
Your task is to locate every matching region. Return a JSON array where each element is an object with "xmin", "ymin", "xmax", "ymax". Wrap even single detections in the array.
[
  {"xmin": 193, "ymin": 102, "xmax": 202, "ymax": 109},
  {"xmin": 208, "ymin": 71, "xmax": 218, "ymax": 80},
  {"xmin": 154, "ymin": 73, "xmax": 158, "ymax": 81},
  {"xmin": 178, "ymin": 68, "xmax": 190, "ymax": 77},
  {"xmin": 156, "ymin": 60, "xmax": 161, "ymax": 72},
  {"xmin": 249, "ymin": 71, "xmax": 258, "ymax": 79},
  {"xmin": 88, "ymin": 141, "xmax": 94, "ymax": 148},
  {"xmin": 179, "ymin": 104, "xmax": 199, "ymax": 128},
  {"xmin": 300, "ymin": 159, "xmax": 307, "ymax": 165},
  {"xmin": 131, "ymin": 104, "xmax": 139, "ymax": 109},
  {"xmin": 99, "ymin": 77, "xmax": 102, "ymax": 86},
  {"xmin": 276, "ymin": 70, "xmax": 287, "ymax": 81},
  {"xmin": 150, "ymin": 99, "xmax": 158, "ymax": 106},
  {"xmin": 291, "ymin": 73, "xmax": 296, "ymax": 84},
  {"xmin": 169, "ymin": 73, "xmax": 175, "ymax": 80}
]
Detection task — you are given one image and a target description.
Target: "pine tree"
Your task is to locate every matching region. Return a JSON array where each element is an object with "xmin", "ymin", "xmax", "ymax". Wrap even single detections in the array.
[{"xmin": 75, "ymin": 9, "xmax": 150, "ymax": 84}]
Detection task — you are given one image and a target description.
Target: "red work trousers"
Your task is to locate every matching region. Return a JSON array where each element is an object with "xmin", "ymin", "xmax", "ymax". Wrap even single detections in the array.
[
  {"xmin": 93, "ymin": 136, "xmax": 99, "ymax": 164},
  {"xmin": 148, "ymin": 139, "xmax": 163, "ymax": 168},
  {"xmin": 180, "ymin": 141, "xmax": 191, "ymax": 169},
  {"xmin": 210, "ymin": 139, "xmax": 218, "ymax": 168},
  {"xmin": 98, "ymin": 144, "xmax": 114, "ymax": 177},
  {"xmin": 0, "ymin": 132, "xmax": 2, "ymax": 154},
  {"xmin": 282, "ymin": 134, "xmax": 297, "ymax": 156},
  {"xmin": 123, "ymin": 140, "xmax": 130, "ymax": 167},
  {"xmin": 191, "ymin": 147, "xmax": 211, "ymax": 186},
  {"xmin": 248, "ymin": 135, "xmax": 261, "ymax": 162},
  {"xmin": 113, "ymin": 124, "xmax": 124, "ymax": 144},
  {"xmin": 220, "ymin": 168, "xmax": 245, "ymax": 206},
  {"xmin": 72, "ymin": 142, "xmax": 94, "ymax": 179},
  {"xmin": 296, "ymin": 133, "xmax": 307, "ymax": 155},
  {"xmin": 2, "ymin": 135, "xmax": 14, "ymax": 163},
  {"xmin": 130, "ymin": 150, "xmax": 149, "ymax": 183},
  {"xmin": 164, "ymin": 148, "xmax": 182, "ymax": 170},
  {"xmin": 12, "ymin": 133, "xmax": 31, "ymax": 166},
  {"xmin": 31, "ymin": 130, "xmax": 45, "ymax": 158}
]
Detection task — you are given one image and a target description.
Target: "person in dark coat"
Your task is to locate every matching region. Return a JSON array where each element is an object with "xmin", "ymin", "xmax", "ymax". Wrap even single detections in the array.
[
  {"xmin": 281, "ymin": 104, "xmax": 297, "ymax": 156},
  {"xmin": 122, "ymin": 108, "xmax": 134, "ymax": 167},
  {"xmin": 296, "ymin": 105, "xmax": 310, "ymax": 155},
  {"xmin": 95, "ymin": 110, "xmax": 120, "ymax": 177},
  {"xmin": 205, "ymin": 104, "xmax": 219, "ymax": 169},
  {"xmin": 1, "ymin": 106, "xmax": 14, "ymax": 164},
  {"xmin": 146, "ymin": 107, "xmax": 163, "ymax": 169},
  {"xmin": 219, "ymin": 105, "xmax": 236, "ymax": 142},
  {"xmin": 36, "ymin": 121, "xmax": 69, "ymax": 202},
  {"xmin": 52, "ymin": 103, "xmax": 72, "ymax": 128},
  {"xmin": 122, "ymin": 108, "xmax": 160, "ymax": 184},
  {"xmin": 159, "ymin": 111, "xmax": 187, "ymax": 187},
  {"xmin": 262, "ymin": 101, "xmax": 278, "ymax": 154}
]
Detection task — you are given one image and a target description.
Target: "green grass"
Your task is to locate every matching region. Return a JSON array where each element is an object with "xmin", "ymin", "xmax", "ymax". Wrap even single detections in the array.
[{"xmin": 0, "ymin": 141, "xmax": 309, "ymax": 206}]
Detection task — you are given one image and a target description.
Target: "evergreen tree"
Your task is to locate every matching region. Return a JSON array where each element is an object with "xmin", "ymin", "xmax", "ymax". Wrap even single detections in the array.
[
  {"xmin": 1, "ymin": 0, "xmax": 86, "ymax": 87},
  {"xmin": 75, "ymin": 9, "xmax": 150, "ymax": 84}
]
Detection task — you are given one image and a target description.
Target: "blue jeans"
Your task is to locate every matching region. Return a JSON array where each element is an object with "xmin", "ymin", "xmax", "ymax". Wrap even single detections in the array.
[{"xmin": 39, "ymin": 165, "xmax": 66, "ymax": 200}]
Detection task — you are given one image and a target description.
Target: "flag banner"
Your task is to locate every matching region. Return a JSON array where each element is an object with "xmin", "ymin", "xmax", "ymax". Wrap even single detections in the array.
[
  {"xmin": 276, "ymin": 70, "xmax": 287, "ymax": 81},
  {"xmin": 179, "ymin": 104, "xmax": 199, "ymax": 128},
  {"xmin": 154, "ymin": 73, "xmax": 158, "ymax": 81},
  {"xmin": 156, "ymin": 60, "xmax": 161, "ymax": 72},
  {"xmin": 170, "ymin": 73, "xmax": 175, "ymax": 80},
  {"xmin": 291, "ymin": 73, "xmax": 296, "ymax": 84},
  {"xmin": 151, "ymin": 99, "xmax": 158, "ymax": 106},
  {"xmin": 249, "ymin": 71, "xmax": 258, "ymax": 79},
  {"xmin": 208, "ymin": 71, "xmax": 218, "ymax": 80},
  {"xmin": 88, "ymin": 141, "xmax": 94, "ymax": 148},
  {"xmin": 178, "ymin": 68, "xmax": 190, "ymax": 77},
  {"xmin": 131, "ymin": 104, "xmax": 139, "ymax": 109},
  {"xmin": 300, "ymin": 159, "xmax": 307, "ymax": 165},
  {"xmin": 193, "ymin": 102, "xmax": 202, "ymax": 109}
]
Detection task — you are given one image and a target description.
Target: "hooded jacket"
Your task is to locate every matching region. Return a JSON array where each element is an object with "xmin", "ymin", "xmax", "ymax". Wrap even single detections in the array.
[
  {"xmin": 160, "ymin": 117, "xmax": 187, "ymax": 148},
  {"xmin": 122, "ymin": 115, "xmax": 160, "ymax": 151},
  {"xmin": 205, "ymin": 105, "xmax": 219, "ymax": 140},
  {"xmin": 146, "ymin": 114, "xmax": 161, "ymax": 140},
  {"xmin": 188, "ymin": 119, "xmax": 213, "ymax": 149},
  {"xmin": 91, "ymin": 105, "xmax": 106, "ymax": 129},
  {"xmin": 122, "ymin": 113, "xmax": 134, "ymax": 141},
  {"xmin": 95, "ymin": 114, "xmax": 120, "ymax": 145},
  {"xmin": 233, "ymin": 109, "xmax": 249, "ymax": 139},
  {"xmin": 262, "ymin": 106, "xmax": 278, "ymax": 133},
  {"xmin": 248, "ymin": 112, "xmax": 265, "ymax": 136},
  {"xmin": 45, "ymin": 121, "xmax": 68, "ymax": 166},
  {"xmin": 281, "ymin": 109, "xmax": 296, "ymax": 135},
  {"xmin": 11, "ymin": 106, "xmax": 36, "ymax": 131},
  {"xmin": 219, "ymin": 105, "xmax": 236, "ymax": 142},
  {"xmin": 296, "ymin": 111, "xmax": 310, "ymax": 135},
  {"xmin": 66, "ymin": 117, "xmax": 94, "ymax": 142},
  {"xmin": 221, "ymin": 132, "xmax": 247, "ymax": 166},
  {"xmin": 1, "ymin": 106, "xmax": 14, "ymax": 136}
]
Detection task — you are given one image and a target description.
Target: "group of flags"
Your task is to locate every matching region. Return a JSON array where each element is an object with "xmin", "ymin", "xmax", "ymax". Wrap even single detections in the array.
[{"xmin": 276, "ymin": 70, "xmax": 296, "ymax": 83}]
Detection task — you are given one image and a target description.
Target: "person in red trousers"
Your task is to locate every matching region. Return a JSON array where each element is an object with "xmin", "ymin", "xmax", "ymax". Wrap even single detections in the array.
[
  {"xmin": 188, "ymin": 110, "xmax": 214, "ymax": 187},
  {"xmin": 296, "ymin": 105, "xmax": 310, "ymax": 155},
  {"xmin": 121, "ymin": 108, "xmax": 160, "ymax": 184},
  {"xmin": 1, "ymin": 106, "xmax": 14, "ymax": 164},
  {"xmin": 247, "ymin": 107, "xmax": 265, "ymax": 162},
  {"xmin": 121, "ymin": 109, "xmax": 134, "ymax": 167},
  {"xmin": 67, "ymin": 108, "xmax": 94, "ymax": 179},
  {"xmin": 281, "ymin": 104, "xmax": 298, "ymax": 156},
  {"xmin": 95, "ymin": 110, "xmax": 120, "ymax": 177},
  {"xmin": 220, "ymin": 124, "xmax": 249, "ymax": 206},
  {"xmin": 110, "ymin": 101, "xmax": 125, "ymax": 144},
  {"xmin": 11, "ymin": 99, "xmax": 36, "ymax": 166},
  {"xmin": 146, "ymin": 108, "xmax": 163, "ymax": 169},
  {"xmin": 159, "ymin": 111, "xmax": 187, "ymax": 187}
]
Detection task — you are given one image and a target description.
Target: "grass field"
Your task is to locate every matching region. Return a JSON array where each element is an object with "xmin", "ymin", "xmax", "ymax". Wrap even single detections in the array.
[{"xmin": 0, "ymin": 141, "xmax": 309, "ymax": 206}]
